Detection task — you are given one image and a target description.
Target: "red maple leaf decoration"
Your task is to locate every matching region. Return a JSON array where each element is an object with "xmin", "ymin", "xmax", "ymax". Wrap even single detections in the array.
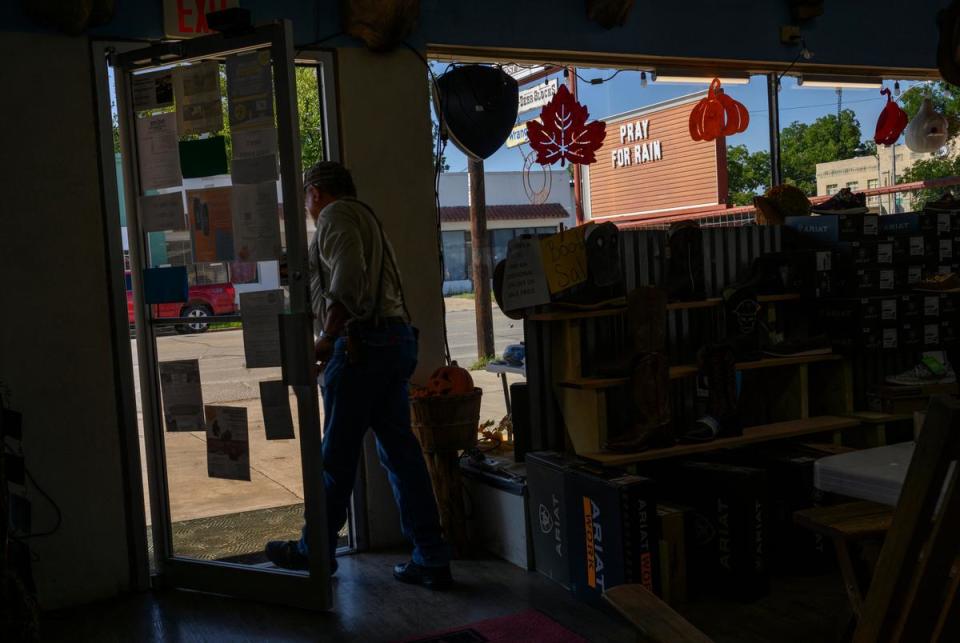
[{"xmin": 526, "ymin": 84, "xmax": 607, "ymax": 167}]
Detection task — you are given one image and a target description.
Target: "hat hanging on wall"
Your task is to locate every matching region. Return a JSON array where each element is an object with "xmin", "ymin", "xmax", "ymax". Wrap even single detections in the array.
[
  {"xmin": 874, "ymin": 88, "xmax": 909, "ymax": 145},
  {"xmin": 341, "ymin": 0, "xmax": 420, "ymax": 53},
  {"xmin": 434, "ymin": 65, "xmax": 519, "ymax": 160},
  {"xmin": 905, "ymin": 98, "xmax": 950, "ymax": 153}
]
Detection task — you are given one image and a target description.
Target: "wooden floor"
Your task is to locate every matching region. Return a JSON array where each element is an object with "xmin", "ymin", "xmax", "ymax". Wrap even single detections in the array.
[{"xmin": 41, "ymin": 552, "xmax": 849, "ymax": 642}]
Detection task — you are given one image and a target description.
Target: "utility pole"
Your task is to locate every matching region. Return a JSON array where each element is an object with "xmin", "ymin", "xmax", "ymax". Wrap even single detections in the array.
[
  {"xmin": 566, "ymin": 67, "xmax": 585, "ymax": 224},
  {"xmin": 468, "ymin": 157, "xmax": 495, "ymax": 360}
]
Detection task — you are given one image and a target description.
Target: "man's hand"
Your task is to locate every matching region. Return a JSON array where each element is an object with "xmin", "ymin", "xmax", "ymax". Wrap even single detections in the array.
[{"xmin": 315, "ymin": 335, "xmax": 336, "ymax": 368}]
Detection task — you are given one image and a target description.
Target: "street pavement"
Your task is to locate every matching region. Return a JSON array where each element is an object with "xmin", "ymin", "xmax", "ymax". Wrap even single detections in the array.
[{"xmin": 132, "ymin": 299, "xmax": 524, "ymax": 527}]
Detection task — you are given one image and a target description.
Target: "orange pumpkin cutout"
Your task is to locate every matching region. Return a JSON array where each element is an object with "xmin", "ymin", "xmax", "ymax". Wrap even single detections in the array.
[
  {"xmin": 425, "ymin": 361, "xmax": 474, "ymax": 397},
  {"xmin": 689, "ymin": 78, "xmax": 749, "ymax": 142}
]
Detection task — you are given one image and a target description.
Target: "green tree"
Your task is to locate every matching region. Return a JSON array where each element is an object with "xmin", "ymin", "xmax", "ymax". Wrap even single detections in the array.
[
  {"xmin": 432, "ymin": 120, "xmax": 450, "ymax": 172},
  {"xmin": 780, "ymin": 108, "xmax": 864, "ymax": 195},
  {"xmin": 899, "ymin": 81, "xmax": 960, "ymax": 141},
  {"xmin": 726, "ymin": 144, "xmax": 771, "ymax": 205},
  {"xmin": 296, "ymin": 66, "xmax": 325, "ymax": 171},
  {"xmin": 898, "ymin": 155, "xmax": 960, "ymax": 208}
]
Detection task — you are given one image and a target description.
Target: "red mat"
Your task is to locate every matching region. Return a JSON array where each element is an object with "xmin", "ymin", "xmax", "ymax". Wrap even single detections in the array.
[{"xmin": 397, "ymin": 609, "xmax": 588, "ymax": 643}]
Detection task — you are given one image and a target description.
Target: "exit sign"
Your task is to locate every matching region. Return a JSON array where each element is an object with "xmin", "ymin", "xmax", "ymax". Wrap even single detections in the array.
[{"xmin": 164, "ymin": 0, "xmax": 240, "ymax": 39}]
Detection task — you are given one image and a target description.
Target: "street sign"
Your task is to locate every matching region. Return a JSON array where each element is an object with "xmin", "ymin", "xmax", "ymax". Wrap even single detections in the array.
[
  {"xmin": 164, "ymin": 0, "xmax": 239, "ymax": 39},
  {"xmin": 518, "ymin": 80, "xmax": 559, "ymax": 114},
  {"xmin": 502, "ymin": 64, "xmax": 547, "ymax": 83},
  {"xmin": 506, "ymin": 118, "xmax": 542, "ymax": 148}
]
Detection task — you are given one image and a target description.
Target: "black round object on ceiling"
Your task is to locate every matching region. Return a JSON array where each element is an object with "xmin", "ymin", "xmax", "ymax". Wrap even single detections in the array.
[{"xmin": 435, "ymin": 65, "xmax": 519, "ymax": 160}]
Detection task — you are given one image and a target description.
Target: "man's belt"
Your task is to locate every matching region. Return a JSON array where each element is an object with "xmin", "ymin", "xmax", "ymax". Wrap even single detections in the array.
[{"xmin": 351, "ymin": 316, "xmax": 407, "ymax": 329}]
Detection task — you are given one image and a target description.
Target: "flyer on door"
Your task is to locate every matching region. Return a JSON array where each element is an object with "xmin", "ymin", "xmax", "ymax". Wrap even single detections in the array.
[
  {"xmin": 232, "ymin": 181, "xmax": 281, "ymax": 261},
  {"xmin": 240, "ymin": 289, "xmax": 285, "ymax": 368},
  {"xmin": 136, "ymin": 112, "xmax": 182, "ymax": 192},
  {"xmin": 158, "ymin": 359, "xmax": 204, "ymax": 431},
  {"xmin": 205, "ymin": 405, "xmax": 251, "ymax": 481},
  {"xmin": 173, "ymin": 60, "xmax": 223, "ymax": 136},
  {"xmin": 187, "ymin": 186, "xmax": 234, "ymax": 262},
  {"xmin": 260, "ymin": 380, "xmax": 295, "ymax": 440}
]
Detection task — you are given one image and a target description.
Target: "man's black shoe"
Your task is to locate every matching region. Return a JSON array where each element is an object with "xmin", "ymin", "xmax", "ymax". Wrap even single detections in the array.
[
  {"xmin": 393, "ymin": 561, "xmax": 453, "ymax": 589},
  {"xmin": 265, "ymin": 540, "xmax": 309, "ymax": 571}
]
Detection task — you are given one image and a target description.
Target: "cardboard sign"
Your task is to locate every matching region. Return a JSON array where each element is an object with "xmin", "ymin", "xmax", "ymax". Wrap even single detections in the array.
[
  {"xmin": 539, "ymin": 228, "xmax": 588, "ymax": 294},
  {"xmin": 501, "ymin": 237, "xmax": 550, "ymax": 312}
]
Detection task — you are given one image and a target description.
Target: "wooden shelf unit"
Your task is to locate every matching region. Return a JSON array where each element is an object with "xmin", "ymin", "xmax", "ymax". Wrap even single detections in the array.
[
  {"xmin": 527, "ymin": 293, "xmax": 803, "ymax": 322},
  {"xmin": 581, "ymin": 415, "xmax": 862, "ymax": 466}
]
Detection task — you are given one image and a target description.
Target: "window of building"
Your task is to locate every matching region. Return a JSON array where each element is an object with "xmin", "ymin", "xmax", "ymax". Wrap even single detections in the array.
[
  {"xmin": 826, "ymin": 184, "xmax": 839, "ymax": 195},
  {"xmin": 846, "ymin": 181, "xmax": 859, "ymax": 190},
  {"xmin": 867, "ymin": 179, "xmax": 879, "ymax": 189},
  {"xmin": 441, "ymin": 230, "xmax": 469, "ymax": 281}
]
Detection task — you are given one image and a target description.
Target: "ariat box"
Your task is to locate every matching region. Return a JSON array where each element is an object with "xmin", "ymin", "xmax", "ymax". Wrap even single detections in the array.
[
  {"xmin": 941, "ymin": 319, "xmax": 959, "ymax": 347},
  {"xmin": 654, "ymin": 461, "xmax": 769, "ymax": 601},
  {"xmin": 785, "ymin": 214, "xmax": 878, "ymax": 246},
  {"xmin": 920, "ymin": 210, "xmax": 954, "ymax": 234},
  {"xmin": 900, "ymin": 295, "xmax": 923, "ymax": 321},
  {"xmin": 878, "ymin": 212, "xmax": 921, "ymax": 235},
  {"xmin": 566, "ymin": 466, "xmax": 659, "ymax": 605},
  {"xmin": 525, "ymin": 452, "xmax": 579, "ymax": 588}
]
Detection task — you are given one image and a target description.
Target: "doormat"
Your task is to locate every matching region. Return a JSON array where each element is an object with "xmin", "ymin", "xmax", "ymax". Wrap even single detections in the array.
[{"xmin": 396, "ymin": 610, "xmax": 587, "ymax": 643}]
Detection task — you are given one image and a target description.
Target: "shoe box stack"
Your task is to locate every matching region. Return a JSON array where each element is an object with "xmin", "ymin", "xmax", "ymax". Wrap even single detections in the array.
[
  {"xmin": 785, "ymin": 210, "xmax": 960, "ymax": 352},
  {"xmin": 525, "ymin": 452, "xmax": 660, "ymax": 605}
]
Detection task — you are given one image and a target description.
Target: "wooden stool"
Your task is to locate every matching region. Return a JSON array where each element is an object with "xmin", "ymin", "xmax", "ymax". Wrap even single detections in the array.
[{"xmin": 794, "ymin": 501, "xmax": 893, "ymax": 632}]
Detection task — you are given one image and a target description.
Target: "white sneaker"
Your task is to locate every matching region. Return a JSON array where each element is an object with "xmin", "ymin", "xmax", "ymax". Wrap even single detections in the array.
[{"xmin": 886, "ymin": 355, "xmax": 957, "ymax": 386}]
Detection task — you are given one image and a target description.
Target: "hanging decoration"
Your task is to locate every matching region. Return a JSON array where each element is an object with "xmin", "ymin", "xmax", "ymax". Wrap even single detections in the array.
[
  {"xmin": 874, "ymin": 88, "xmax": 909, "ymax": 145},
  {"xmin": 688, "ymin": 79, "xmax": 749, "ymax": 142},
  {"xmin": 526, "ymin": 84, "xmax": 607, "ymax": 167},
  {"xmin": 905, "ymin": 98, "xmax": 950, "ymax": 153},
  {"xmin": 341, "ymin": 0, "xmax": 420, "ymax": 53},
  {"xmin": 521, "ymin": 148, "xmax": 553, "ymax": 205}
]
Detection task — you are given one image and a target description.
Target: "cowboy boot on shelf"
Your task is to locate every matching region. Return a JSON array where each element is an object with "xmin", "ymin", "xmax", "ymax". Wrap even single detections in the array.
[
  {"xmin": 595, "ymin": 286, "xmax": 666, "ymax": 377},
  {"xmin": 606, "ymin": 352, "xmax": 673, "ymax": 452},
  {"xmin": 604, "ymin": 287, "xmax": 672, "ymax": 452},
  {"xmin": 683, "ymin": 343, "xmax": 741, "ymax": 442},
  {"xmin": 664, "ymin": 221, "xmax": 706, "ymax": 302},
  {"xmin": 629, "ymin": 286, "xmax": 667, "ymax": 354}
]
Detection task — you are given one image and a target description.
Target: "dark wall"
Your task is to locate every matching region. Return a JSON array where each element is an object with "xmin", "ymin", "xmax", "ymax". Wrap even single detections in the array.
[{"xmin": 0, "ymin": 1, "xmax": 950, "ymax": 70}]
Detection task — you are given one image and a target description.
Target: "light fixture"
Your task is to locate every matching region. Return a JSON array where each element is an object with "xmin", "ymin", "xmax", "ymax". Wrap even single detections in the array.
[
  {"xmin": 797, "ymin": 74, "xmax": 883, "ymax": 89},
  {"xmin": 640, "ymin": 71, "xmax": 648, "ymax": 87},
  {"xmin": 654, "ymin": 71, "xmax": 750, "ymax": 85},
  {"xmin": 893, "ymin": 81, "xmax": 901, "ymax": 96}
]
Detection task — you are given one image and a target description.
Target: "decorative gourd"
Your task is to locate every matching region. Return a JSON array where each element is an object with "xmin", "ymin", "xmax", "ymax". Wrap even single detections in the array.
[
  {"xmin": 874, "ymin": 88, "xmax": 909, "ymax": 146},
  {"xmin": 425, "ymin": 361, "xmax": 474, "ymax": 397},
  {"xmin": 689, "ymin": 79, "xmax": 748, "ymax": 142},
  {"xmin": 905, "ymin": 98, "xmax": 949, "ymax": 153}
]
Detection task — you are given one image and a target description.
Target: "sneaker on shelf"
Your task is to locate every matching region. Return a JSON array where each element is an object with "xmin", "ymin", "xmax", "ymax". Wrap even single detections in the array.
[
  {"xmin": 915, "ymin": 272, "xmax": 960, "ymax": 292},
  {"xmin": 811, "ymin": 188, "xmax": 868, "ymax": 215},
  {"xmin": 924, "ymin": 191, "xmax": 960, "ymax": 211},
  {"xmin": 886, "ymin": 355, "xmax": 957, "ymax": 386},
  {"xmin": 763, "ymin": 335, "xmax": 833, "ymax": 358}
]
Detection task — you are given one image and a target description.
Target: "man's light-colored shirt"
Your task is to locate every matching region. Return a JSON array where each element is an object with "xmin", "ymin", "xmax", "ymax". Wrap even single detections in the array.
[{"xmin": 308, "ymin": 198, "xmax": 407, "ymax": 331}]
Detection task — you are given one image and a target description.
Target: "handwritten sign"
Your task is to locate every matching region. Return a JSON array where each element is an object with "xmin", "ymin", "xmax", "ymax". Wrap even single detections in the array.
[
  {"xmin": 539, "ymin": 228, "xmax": 588, "ymax": 294},
  {"xmin": 501, "ymin": 238, "xmax": 550, "ymax": 312}
]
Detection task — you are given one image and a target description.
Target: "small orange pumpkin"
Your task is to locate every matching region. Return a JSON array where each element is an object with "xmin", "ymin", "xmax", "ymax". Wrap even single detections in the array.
[{"xmin": 426, "ymin": 361, "xmax": 474, "ymax": 396}]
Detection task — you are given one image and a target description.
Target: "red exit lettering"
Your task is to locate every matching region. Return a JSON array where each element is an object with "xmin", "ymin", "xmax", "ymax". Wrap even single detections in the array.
[{"xmin": 176, "ymin": 0, "xmax": 231, "ymax": 35}]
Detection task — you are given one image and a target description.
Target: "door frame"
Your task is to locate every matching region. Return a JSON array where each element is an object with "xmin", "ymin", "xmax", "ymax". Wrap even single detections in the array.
[{"xmin": 101, "ymin": 20, "xmax": 333, "ymax": 610}]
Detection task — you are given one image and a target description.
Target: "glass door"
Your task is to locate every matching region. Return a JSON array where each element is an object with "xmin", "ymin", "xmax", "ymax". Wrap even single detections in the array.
[{"xmin": 114, "ymin": 20, "xmax": 331, "ymax": 609}]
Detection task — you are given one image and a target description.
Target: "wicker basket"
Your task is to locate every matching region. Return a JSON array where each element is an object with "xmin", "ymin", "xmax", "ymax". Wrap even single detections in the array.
[{"xmin": 410, "ymin": 387, "xmax": 482, "ymax": 453}]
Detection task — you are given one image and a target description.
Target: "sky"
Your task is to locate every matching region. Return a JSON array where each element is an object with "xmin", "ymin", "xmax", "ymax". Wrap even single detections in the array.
[{"xmin": 434, "ymin": 65, "xmax": 925, "ymax": 173}]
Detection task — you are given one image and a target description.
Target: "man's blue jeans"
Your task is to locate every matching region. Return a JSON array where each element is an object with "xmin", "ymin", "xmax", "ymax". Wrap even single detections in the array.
[{"xmin": 299, "ymin": 323, "xmax": 450, "ymax": 568}]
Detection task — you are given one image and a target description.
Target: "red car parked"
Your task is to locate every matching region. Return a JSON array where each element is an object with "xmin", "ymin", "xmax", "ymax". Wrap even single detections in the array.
[{"xmin": 125, "ymin": 272, "xmax": 236, "ymax": 333}]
